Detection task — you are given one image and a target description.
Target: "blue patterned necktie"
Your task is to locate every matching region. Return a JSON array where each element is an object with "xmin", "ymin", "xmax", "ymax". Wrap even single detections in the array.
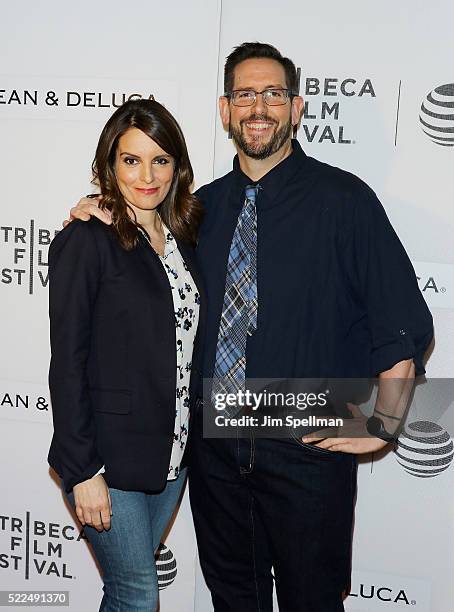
[{"xmin": 212, "ymin": 184, "xmax": 259, "ymax": 415}]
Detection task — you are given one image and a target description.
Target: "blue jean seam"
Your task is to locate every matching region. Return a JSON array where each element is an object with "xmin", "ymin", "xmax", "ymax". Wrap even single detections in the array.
[{"xmin": 250, "ymin": 496, "xmax": 262, "ymax": 612}]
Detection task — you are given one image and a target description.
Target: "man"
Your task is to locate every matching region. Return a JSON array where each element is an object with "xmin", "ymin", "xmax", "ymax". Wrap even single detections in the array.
[{"xmin": 68, "ymin": 43, "xmax": 433, "ymax": 611}]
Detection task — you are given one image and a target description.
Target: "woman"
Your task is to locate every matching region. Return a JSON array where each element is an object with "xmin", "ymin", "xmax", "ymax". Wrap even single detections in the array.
[{"xmin": 48, "ymin": 99, "xmax": 204, "ymax": 611}]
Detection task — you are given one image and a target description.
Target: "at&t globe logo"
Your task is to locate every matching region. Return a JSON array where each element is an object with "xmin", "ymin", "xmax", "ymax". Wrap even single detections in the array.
[
  {"xmin": 156, "ymin": 544, "xmax": 177, "ymax": 590},
  {"xmin": 395, "ymin": 421, "xmax": 453, "ymax": 478},
  {"xmin": 419, "ymin": 83, "xmax": 454, "ymax": 146}
]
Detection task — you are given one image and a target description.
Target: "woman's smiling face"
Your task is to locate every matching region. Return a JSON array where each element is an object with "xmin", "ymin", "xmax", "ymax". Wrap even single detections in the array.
[{"xmin": 114, "ymin": 127, "xmax": 174, "ymax": 215}]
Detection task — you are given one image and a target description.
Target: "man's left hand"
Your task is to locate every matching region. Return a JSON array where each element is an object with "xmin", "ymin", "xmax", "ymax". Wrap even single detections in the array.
[{"xmin": 301, "ymin": 435, "xmax": 389, "ymax": 454}]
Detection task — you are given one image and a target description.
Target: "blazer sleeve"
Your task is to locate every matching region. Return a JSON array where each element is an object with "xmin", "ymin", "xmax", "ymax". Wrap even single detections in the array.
[
  {"xmin": 48, "ymin": 220, "xmax": 104, "ymax": 492},
  {"xmin": 350, "ymin": 183, "xmax": 434, "ymax": 376}
]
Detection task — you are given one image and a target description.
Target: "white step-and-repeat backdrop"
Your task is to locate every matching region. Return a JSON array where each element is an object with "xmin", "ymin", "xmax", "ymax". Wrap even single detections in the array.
[{"xmin": 1, "ymin": 1, "xmax": 453, "ymax": 610}]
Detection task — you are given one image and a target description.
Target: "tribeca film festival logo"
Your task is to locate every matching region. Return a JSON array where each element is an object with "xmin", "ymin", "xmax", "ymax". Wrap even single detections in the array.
[
  {"xmin": 156, "ymin": 544, "xmax": 177, "ymax": 590},
  {"xmin": 298, "ymin": 75, "xmax": 376, "ymax": 144},
  {"xmin": 0, "ymin": 222, "xmax": 59, "ymax": 294},
  {"xmin": 0, "ymin": 511, "xmax": 86, "ymax": 581},
  {"xmin": 419, "ymin": 83, "xmax": 454, "ymax": 147},
  {"xmin": 395, "ymin": 421, "xmax": 454, "ymax": 478}
]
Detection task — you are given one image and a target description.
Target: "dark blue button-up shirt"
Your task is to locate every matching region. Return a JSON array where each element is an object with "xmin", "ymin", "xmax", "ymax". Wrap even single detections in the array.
[{"xmin": 194, "ymin": 140, "xmax": 433, "ymax": 384}]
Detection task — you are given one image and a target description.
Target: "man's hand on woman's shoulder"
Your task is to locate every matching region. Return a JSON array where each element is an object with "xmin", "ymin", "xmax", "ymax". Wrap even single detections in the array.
[{"xmin": 63, "ymin": 195, "xmax": 112, "ymax": 228}]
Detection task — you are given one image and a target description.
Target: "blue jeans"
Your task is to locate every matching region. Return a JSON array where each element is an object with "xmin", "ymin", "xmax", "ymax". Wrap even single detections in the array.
[
  {"xmin": 66, "ymin": 468, "xmax": 186, "ymax": 612},
  {"xmin": 190, "ymin": 405, "xmax": 357, "ymax": 612}
]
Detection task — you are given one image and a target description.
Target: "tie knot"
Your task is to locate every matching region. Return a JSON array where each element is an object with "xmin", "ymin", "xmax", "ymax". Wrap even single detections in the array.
[{"xmin": 245, "ymin": 184, "xmax": 258, "ymax": 202}]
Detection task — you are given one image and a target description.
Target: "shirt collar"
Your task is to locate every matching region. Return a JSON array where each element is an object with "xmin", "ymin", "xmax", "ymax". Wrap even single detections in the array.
[
  {"xmin": 138, "ymin": 221, "xmax": 176, "ymax": 258},
  {"xmin": 231, "ymin": 139, "xmax": 307, "ymax": 210},
  {"xmin": 161, "ymin": 224, "xmax": 176, "ymax": 259}
]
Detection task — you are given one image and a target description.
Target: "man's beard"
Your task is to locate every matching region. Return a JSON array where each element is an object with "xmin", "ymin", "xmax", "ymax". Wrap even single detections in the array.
[{"xmin": 230, "ymin": 113, "xmax": 292, "ymax": 160}]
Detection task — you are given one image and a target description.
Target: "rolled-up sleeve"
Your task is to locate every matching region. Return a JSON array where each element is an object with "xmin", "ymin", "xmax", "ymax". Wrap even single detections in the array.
[{"xmin": 351, "ymin": 184, "xmax": 434, "ymax": 376}]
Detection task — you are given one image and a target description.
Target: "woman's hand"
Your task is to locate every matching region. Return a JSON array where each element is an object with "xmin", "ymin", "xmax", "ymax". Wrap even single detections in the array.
[
  {"xmin": 73, "ymin": 474, "xmax": 112, "ymax": 532},
  {"xmin": 63, "ymin": 195, "xmax": 112, "ymax": 228}
]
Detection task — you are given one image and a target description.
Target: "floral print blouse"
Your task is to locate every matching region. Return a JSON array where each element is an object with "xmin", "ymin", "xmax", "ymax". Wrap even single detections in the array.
[{"xmin": 156, "ymin": 226, "xmax": 200, "ymax": 480}]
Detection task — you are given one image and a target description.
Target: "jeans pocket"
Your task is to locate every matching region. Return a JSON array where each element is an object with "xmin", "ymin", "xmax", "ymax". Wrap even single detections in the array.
[{"xmin": 289, "ymin": 431, "xmax": 337, "ymax": 456}]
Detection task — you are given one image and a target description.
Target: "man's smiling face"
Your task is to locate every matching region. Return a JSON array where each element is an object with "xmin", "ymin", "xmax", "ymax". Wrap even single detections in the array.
[{"xmin": 220, "ymin": 58, "xmax": 299, "ymax": 160}]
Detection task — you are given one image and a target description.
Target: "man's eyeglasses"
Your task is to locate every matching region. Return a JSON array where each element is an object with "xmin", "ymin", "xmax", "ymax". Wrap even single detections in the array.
[{"xmin": 226, "ymin": 88, "xmax": 292, "ymax": 107}]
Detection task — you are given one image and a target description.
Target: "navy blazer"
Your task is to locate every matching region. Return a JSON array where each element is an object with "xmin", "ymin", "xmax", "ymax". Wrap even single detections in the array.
[{"xmin": 48, "ymin": 218, "xmax": 205, "ymax": 493}]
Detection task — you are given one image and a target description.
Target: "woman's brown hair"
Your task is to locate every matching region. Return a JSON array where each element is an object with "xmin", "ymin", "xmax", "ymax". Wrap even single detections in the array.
[{"xmin": 92, "ymin": 99, "xmax": 203, "ymax": 249}]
